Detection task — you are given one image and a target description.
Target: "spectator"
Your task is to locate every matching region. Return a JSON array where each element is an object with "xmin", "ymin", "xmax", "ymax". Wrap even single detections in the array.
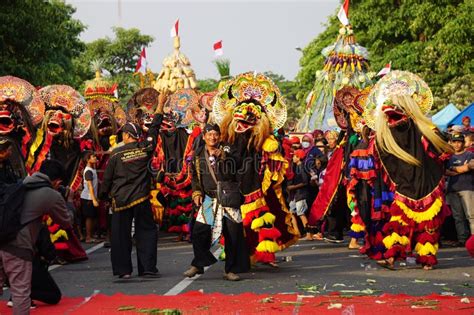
[
  {"xmin": 462, "ymin": 116, "xmax": 471, "ymax": 133},
  {"xmin": 290, "ymin": 136, "xmax": 301, "ymax": 150},
  {"xmin": 315, "ymin": 139, "xmax": 327, "ymax": 156},
  {"xmin": 312, "ymin": 129, "xmax": 325, "ymax": 142},
  {"xmin": 445, "ymin": 133, "xmax": 474, "ymax": 246},
  {"xmin": 0, "ymin": 160, "xmax": 71, "ymax": 315},
  {"xmin": 80, "ymin": 151, "xmax": 100, "ymax": 244},
  {"xmin": 8, "ymin": 225, "xmax": 62, "ymax": 309},
  {"xmin": 288, "ymin": 149, "xmax": 312, "ymax": 240},
  {"xmin": 465, "ymin": 133, "xmax": 474, "ymax": 153},
  {"xmin": 325, "ymin": 130, "xmax": 339, "ymax": 158}
]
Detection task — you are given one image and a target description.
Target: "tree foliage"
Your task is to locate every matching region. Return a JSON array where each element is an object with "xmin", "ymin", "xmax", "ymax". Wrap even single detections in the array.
[
  {"xmin": 73, "ymin": 27, "xmax": 154, "ymax": 104},
  {"xmin": 0, "ymin": 0, "xmax": 85, "ymax": 86},
  {"xmin": 197, "ymin": 79, "xmax": 219, "ymax": 93},
  {"xmin": 297, "ymin": 0, "xmax": 473, "ymax": 112},
  {"xmin": 263, "ymin": 72, "xmax": 301, "ymax": 123}
]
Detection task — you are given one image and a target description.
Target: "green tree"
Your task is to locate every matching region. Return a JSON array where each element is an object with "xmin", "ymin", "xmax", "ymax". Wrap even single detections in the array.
[
  {"xmin": 297, "ymin": 0, "xmax": 473, "ymax": 111},
  {"xmin": 263, "ymin": 72, "xmax": 301, "ymax": 123},
  {"xmin": 0, "ymin": 0, "xmax": 85, "ymax": 86},
  {"xmin": 197, "ymin": 79, "xmax": 219, "ymax": 93},
  {"xmin": 74, "ymin": 27, "xmax": 154, "ymax": 104}
]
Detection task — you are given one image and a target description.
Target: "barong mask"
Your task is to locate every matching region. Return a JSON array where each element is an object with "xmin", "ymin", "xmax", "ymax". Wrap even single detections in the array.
[
  {"xmin": 84, "ymin": 72, "xmax": 126, "ymax": 138},
  {"xmin": 333, "ymin": 86, "xmax": 362, "ymax": 131},
  {"xmin": 127, "ymin": 88, "xmax": 159, "ymax": 132},
  {"xmin": 163, "ymin": 88, "xmax": 203, "ymax": 132},
  {"xmin": 366, "ymin": 70, "xmax": 451, "ymax": 166},
  {"xmin": 40, "ymin": 85, "xmax": 91, "ymax": 140},
  {"xmin": 365, "ymin": 70, "xmax": 432, "ymax": 131},
  {"xmin": 213, "ymin": 72, "xmax": 287, "ymax": 148},
  {"xmin": 0, "ymin": 76, "xmax": 44, "ymax": 136}
]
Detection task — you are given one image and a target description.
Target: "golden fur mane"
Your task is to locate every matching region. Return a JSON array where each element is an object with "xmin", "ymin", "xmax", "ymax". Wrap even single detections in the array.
[{"xmin": 220, "ymin": 111, "xmax": 271, "ymax": 151}]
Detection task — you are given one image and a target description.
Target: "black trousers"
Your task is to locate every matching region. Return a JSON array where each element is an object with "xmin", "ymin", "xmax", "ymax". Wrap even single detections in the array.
[
  {"xmin": 327, "ymin": 186, "xmax": 350, "ymax": 239},
  {"xmin": 191, "ymin": 217, "xmax": 250, "ymax": 274},
  {"xmin": 31, "ymin": 258, "xmax": 61, "ymax": 304},
  {"xmin": 111, "ymin": 200, "xmax": 158, "ymax": 276}
]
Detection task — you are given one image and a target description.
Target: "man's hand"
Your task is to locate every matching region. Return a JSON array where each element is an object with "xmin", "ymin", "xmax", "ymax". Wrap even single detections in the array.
[
  {"xmin": 193, "ymin": 195, "xmax": 203, "ymax": 207},
  {"xmin": 156, "ymin": 91, "xmax": 169, "ymax": 114},
  {"xmin": 93, "ymin": 199, "xmax": 99, "ymax": 208}
]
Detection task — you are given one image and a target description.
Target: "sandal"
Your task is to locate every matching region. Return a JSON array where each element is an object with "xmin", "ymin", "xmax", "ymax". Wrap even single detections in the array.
[
  {"xmin": 377, "ymin": 259, "xmax": 395, "ymax": 270},
  {"xmin": 267, "ymin": 262, "xmax": 279, "ymax": 268}
]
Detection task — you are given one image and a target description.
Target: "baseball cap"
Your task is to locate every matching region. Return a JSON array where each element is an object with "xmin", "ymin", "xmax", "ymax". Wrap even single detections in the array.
[
  {"xmin": 122, "ymin": 122, "xmax": 142, "ymax": 139},
  {"xmin": 450, "ymin": 133, "xmax": 465, "ymax": 142}
]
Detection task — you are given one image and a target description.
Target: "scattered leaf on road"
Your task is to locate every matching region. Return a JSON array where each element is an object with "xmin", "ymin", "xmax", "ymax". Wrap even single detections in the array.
[
  {"xmin": 327, "ymin": 303, "xmax": 343, "ymax": 309},
  {"xmin": 118, "ymin": 306, "xmax": 136, "ymax": 311},
  {"xmin": 412, "ymin": 279, "xmax": 430, "ymax": 284},
  {"xmin": 261, "ymin": 297, "xmax": 274, "ymax": 303}
]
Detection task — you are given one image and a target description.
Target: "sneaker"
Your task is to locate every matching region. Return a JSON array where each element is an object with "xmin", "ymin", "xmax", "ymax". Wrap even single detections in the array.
[
  {"xmin": 223, "ymin": 272, "xmax": 240, "ymax": 281},
  {"xmin": 324, "ymin": 235, "xmax": 344, "ymax": 243},
  {"xmin": 6, "ymin": 299, "xmax": 37, "ymax": 309},
  {"xmin": 183, "ymin": 266, "xmax": 204, "ymax": 278}
]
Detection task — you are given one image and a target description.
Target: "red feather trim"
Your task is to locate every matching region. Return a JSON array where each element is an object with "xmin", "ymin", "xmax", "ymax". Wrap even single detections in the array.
[
  {"xmin": 417, "ymin": 254, "xmax": 437, "ymax": 266},
  {"xmin": 254, "ymin": 251, "xmax": 275, "ymax": 263},
  {"xmin": 258, "ymin": 228, "xmax": 282, "ymax": 242},
  {"xmin": 416, "ymin": 232, "xmax": 439, "ymax": 245},
  {"xmin": 21, "ymin": 127, "xmax": 31, "ymax": 158},
  {"xmin": 54, "ymin": 243, "xmax": 69, "ymax": 251}
]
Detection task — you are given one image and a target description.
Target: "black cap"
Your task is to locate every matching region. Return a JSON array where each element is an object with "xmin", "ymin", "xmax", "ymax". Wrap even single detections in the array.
[
  {"xmin": 203, "ymin": 123, "xmax": 220, "ymax": 134},
  {"xmin": 122, "ymin": 122, "xmax": 142, "ymax": 139},
  {"xmin": 450, "ymin": 133, "xmax": 465, "ymax": 142},
  {"xmin": 0, "ymin": 138, "xmax": 12, "ymax": 151}
]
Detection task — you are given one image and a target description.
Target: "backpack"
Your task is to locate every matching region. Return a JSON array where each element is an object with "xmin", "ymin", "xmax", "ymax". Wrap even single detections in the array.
[{"xmin": 0, "ymin": 180, "xmax": 51, "ymax": 246}]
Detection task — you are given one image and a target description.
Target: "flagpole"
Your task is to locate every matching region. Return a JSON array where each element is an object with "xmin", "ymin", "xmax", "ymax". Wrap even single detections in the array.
[{"xmin": 117, "ymin": 0, "xmax": 122, "ymax": 27}]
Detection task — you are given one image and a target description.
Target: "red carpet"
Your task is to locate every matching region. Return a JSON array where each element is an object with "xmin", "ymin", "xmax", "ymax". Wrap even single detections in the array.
[{"xmin": 0, "ymin": 292, "xmax": 472, "ymax": 314}]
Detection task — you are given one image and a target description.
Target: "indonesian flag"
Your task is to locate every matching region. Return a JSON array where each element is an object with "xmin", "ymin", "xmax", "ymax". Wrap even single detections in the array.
[
  {"xmin": 170, "ymin": 19, "xmax": 179, "ymax": 37},
  {"xmin": 377, "ymin": 61, "xmax": 392, "ymax": 77},
  {"xmin": 135, "ymin": 47, "xmax": 147, "ymax": 74},
  {"xmin": 337, "ymin": 0, "xmax": 350, "ymax": 26},
  {"xmin": 213, "ymin": 40, "xmax": 223, "ymax": 56}
]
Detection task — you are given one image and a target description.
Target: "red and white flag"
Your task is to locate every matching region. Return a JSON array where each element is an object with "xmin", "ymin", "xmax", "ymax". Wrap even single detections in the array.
[
  {"xmin": 337, "ymin": 0, "xmax": 350, "ymax": 26},
  {"xmin": 111, "ymin": 83, "xmax": 119, "ymax": 98},
  {"xmin": 377, "ymin": 61, "xmax": 392, "ymax": 77},
  {"xmin": 135, "ymin": 47, "xmax": 147, "ymax": 74},
  {"xmin": 170, "ymin": 19, "xmax": 179, "ymax": 38},
  {"xmin": 213, "ymin": 40, "xmax": 223, "ymax": 56}
]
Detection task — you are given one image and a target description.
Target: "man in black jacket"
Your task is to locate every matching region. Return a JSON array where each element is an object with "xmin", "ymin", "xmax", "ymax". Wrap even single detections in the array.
[
  {"xmin": 100, "ymin": 101, "xmax": 164, "ymax": 279},
  {"xmin": 183, "ymin": 124, "xmax": 249, "ymax": 281}
]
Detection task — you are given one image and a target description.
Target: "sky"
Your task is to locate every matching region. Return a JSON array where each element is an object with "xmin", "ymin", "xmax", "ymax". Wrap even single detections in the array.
[{"xmin": 67, "ymin": 0, "xmax": 339, "ymax": 80}]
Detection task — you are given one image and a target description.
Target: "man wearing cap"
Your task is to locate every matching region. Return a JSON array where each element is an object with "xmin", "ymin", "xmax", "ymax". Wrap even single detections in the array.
[
  {"xmin": 183, "ymin": 124, "xmax": 249, "ymax": 281},
  {"xmin": 446, "ymin": 133, "xmax": 474, "ymax": 246},
  {"xmin": 99, "ymin": 98, "xmax": 164, "ymax": 279}
]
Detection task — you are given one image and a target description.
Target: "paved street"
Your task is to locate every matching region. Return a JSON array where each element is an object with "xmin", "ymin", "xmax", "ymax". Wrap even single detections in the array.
[{"xmin": 4, "ymin": 233, "xmax": 471, "ymax": 301}]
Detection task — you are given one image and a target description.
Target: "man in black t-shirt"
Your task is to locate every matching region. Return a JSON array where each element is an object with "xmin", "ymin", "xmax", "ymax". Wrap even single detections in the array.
[{"xmin": 446, "ymin": 133, "xmax": 474, "ymax": 245}]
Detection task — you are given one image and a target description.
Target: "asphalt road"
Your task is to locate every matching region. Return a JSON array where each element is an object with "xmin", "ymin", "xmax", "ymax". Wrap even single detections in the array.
[{"xmin": 5, "ymin": 233, "xmax": 471, "ymax": 299}]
